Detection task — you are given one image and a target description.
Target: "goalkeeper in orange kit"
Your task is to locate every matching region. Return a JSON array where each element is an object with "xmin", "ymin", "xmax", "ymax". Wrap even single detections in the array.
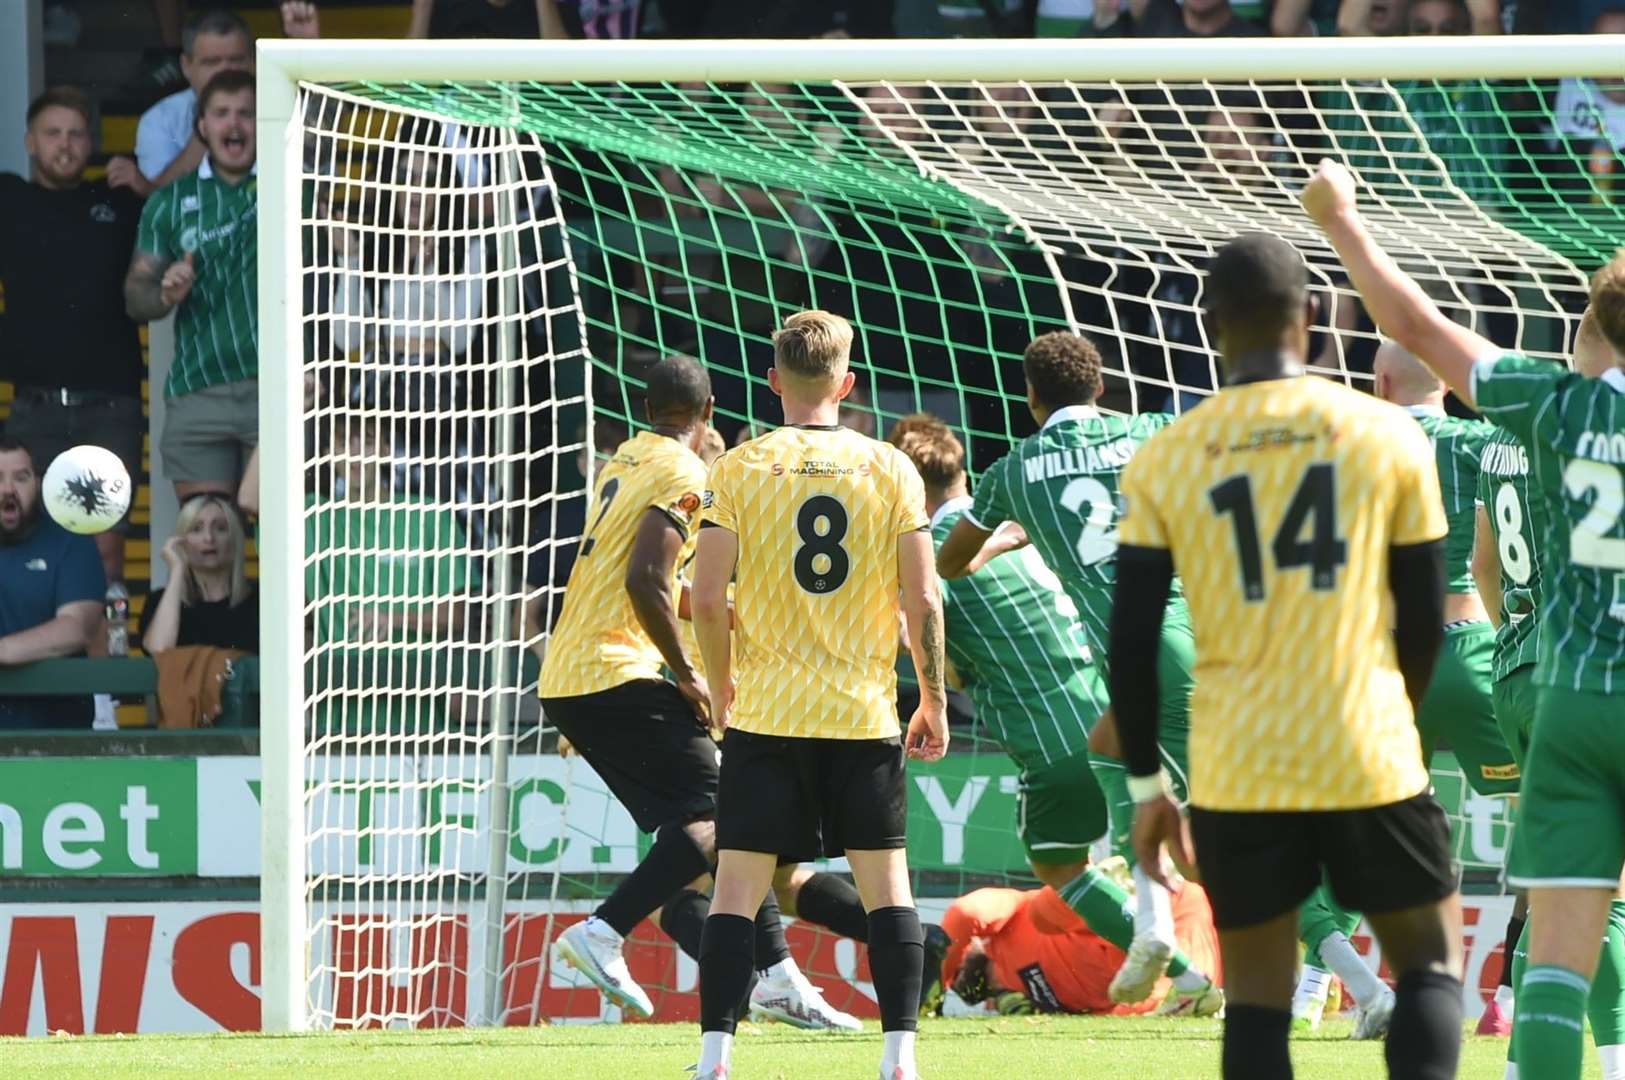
[{"xmin": 939, "ymin": 880, "xmax": 1223, "ymax": 1017}]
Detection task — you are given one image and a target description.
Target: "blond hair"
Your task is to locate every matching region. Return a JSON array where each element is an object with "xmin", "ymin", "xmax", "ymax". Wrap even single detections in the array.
[
  {"xmin": 172, "ymin": 494, "xmax": 252, "ymax": 609},
  {"xmin": 1590, "ymin": 250, "xmax": 1625, "ymax": 357},
  {"xmin": 772, "ymin": 310, "xmax": 854, "ymax": 382}
]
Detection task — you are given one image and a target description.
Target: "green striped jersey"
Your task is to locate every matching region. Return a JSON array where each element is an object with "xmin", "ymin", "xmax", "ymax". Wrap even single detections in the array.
[
  {"xmin": 931, "ymin": 496, "xmax": 1106, "ymax": 767},
  {"xmin": 135, "ymin": 158, "xmax": 258, "ymax": 397},
  {"xmin": 1408, "ymin": 407, "xmax": 1496, "ymax": 594},
  {"xmin": 1477, "ymin": 427, "xmax": 1543, "ymax": 680},
  {"xmin": 1474, "ymin": 354, "xmax": 1625, "ymax": 694},
  {"xmin": 967, "ymin": 405, "xmax": 1181, "ymax": 660}
]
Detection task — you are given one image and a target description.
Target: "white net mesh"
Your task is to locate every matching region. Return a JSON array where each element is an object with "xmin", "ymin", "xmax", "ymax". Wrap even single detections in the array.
[
  {"xmin": 847, "ymin": 79, "xmax": 1587, "ymax": 413},
  {"xmin": 285, "ymin": 66, "xmax": 1603, "ymax": 1027},
  {"xmin": 297, "ymin": 85, "xmax": 590, "ymax": 1027}
]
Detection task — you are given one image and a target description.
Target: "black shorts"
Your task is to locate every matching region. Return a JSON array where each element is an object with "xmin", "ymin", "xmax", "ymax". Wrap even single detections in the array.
[
  {"xmin": 541, "ymin": 679, "xmax": 719, "ymax": 834},
  {"xmin": 716, "ymin": 728, "xmax": 907, "ymax": 863},
  {"xmin": 1188, "ymin": 792, "xmax": 1458, "ymax": 932}
]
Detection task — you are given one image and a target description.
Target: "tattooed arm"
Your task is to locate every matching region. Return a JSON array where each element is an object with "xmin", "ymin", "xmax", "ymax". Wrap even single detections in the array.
[
  {"xmin": 125, "ymin": 249, "xmax": 188, "ymax": 323},
  {"xmin": 899, "ymin": 528, "xmax": 949, "ymax": 761}
]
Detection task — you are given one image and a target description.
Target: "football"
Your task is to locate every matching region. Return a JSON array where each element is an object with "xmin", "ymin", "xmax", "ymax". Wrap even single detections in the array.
[{"xmin": 41, "ymin": 444, "xmax": 132, "ymax": 535}]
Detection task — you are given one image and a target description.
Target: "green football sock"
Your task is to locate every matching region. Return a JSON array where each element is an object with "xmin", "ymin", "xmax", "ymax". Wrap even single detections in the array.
[
  {"xmin": 1514, "ymin": 965, "xmax": 1590, "ymax": 1080},
  {"xmin": 1058, "ymin": 866, "xmax": 1136, "ymax": 951},
  {"xmin": 1588, "ymin": 900, "xmax": 1625, "ymax": 1052},
  {"xmin": 1057, "ymin": 866, "xmax": 1200, "ymax": 978},
  {"xmin": 1508, "ymin": 917, "xmax": 1530, "ymax": 1066},
  {"xmin": 1089, "ymin": 755, "xmax": 1135, "ymax": 865}
]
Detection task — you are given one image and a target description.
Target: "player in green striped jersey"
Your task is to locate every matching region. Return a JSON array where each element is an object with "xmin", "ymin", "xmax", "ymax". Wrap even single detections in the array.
[
  {"xmin": 936, "ymin": 331, "xmax": 1197, "ymax": 1007},
  {"xmin": 1375, "ymin": 342, "xmax": 1520, "ymax": 795},
  {"xmin": 1474, "ymin": 426, "xmax": 1545, "ymax": 766},
  {"xmin": 1472, "ymin": 419, "xmax": 1543, "ymax": 1039},
  {"xmin": 1472, "ymin": 311, "xmax": 1625, "ymax": 1078},
  {"xmin": 1307, "ymin": 158, "xmax": 1625, "ymax": 1080},
  {"xmin": 892, "ymin": 414, "xmax": 1220, "ymax": 1017}
]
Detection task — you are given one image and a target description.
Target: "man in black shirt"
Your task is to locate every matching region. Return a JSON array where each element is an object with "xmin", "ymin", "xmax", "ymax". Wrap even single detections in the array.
[{"xmin": 0, "ymin": 88, "xmax": 146, "ymax": 588}]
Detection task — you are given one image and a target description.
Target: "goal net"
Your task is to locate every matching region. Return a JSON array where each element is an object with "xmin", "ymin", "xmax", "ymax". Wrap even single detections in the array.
[{"xmin": 263, "ymin": 38, "xmax": 1623, "ymax": 1030}]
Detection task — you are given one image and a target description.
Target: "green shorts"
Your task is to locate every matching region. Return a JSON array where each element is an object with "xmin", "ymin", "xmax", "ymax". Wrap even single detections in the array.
[
  {"xmin": 1017, "ymin": 750, "xmax": 1107, "ymax": 866},
  {"xmin": 1415, "ymin": 621, "xmax": 1520, "ymax": 796},
  {"xmin": 1508, "ymin": 685, "xmax": 1625, "ymax": 889},
  {"xmin": 1492, "ymin": 663, "xmax": 1539, "ymax": 771}
]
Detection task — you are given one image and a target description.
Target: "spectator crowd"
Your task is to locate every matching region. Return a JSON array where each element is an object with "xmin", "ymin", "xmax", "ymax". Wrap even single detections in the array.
[{"xmin": 1, "ymin": 0, "xmax": 1622, "ymax": 731}]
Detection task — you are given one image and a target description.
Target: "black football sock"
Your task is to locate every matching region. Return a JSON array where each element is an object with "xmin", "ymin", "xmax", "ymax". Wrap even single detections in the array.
[
  {"xmin": 1222, "ymin": 1005, "xmax": 1292, "ymax": 1080},
  {"xmin": 754, "ymin": 890, "xmax": 792, "ymax": 971},
  {"xmin": 867, "ymin": 906, "xmax": 923, "ymax": 1032},
  {"xmin": 1386, "ymin": 970, "xmax": 1463, "ymax": 1080},
  {"xmin": 659, "ymin": 889, "xmax": 709, "ymax": 960},
  {"xmin": 1500, "ymin": 915, "xmax": 1525, "ymax": 990},
  {"xmin": 795, "ymin": 872, "xmax": 869, "ymax": 942},
  {"xmin": 699, "ymin": 913, "xmax": 756, "ymax": 1034},
  {"xmin": 594, "ymin": 822, "xmax": 711, "ymax": 937}
]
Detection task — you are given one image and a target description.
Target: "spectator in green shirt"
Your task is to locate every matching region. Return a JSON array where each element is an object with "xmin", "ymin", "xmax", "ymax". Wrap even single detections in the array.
[
  {"xmin": 125, "ymin": 69, "xmax": 259, "ymax": 506},
  {"xmin": 304, "ymin": 413, "xmax": 484, "ymax": 733}
]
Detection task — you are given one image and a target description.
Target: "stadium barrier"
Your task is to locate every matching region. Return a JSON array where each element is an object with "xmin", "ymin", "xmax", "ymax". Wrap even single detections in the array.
[{"xmin": 0, "ymin": 733, "xmax": 1515, "ymax": 1033}]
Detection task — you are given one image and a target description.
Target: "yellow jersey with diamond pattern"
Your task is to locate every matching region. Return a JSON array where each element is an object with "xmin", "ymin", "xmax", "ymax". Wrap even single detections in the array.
[
  {"xmin": 539, "ymin": 431, "xmax": 708, "ymax": 698},
  {"xmin": 1117, "ymin": 377, "xmax": 1447, "ymax": 812},
  {"xmin": 702, "ymin": 425, "xmax": 928, "ymax": 740}
]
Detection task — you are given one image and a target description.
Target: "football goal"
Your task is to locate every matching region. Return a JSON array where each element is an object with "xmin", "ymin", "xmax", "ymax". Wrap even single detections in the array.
[{"xmin": 256, "ymin": 34, "xmax": 1624, "ymax": 1031}]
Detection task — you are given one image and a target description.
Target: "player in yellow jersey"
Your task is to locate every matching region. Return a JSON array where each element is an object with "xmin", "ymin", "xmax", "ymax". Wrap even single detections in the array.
[
  {"xmin": 541, "ymin": 356, "xmax": 856, "ymax": 1031},
  {"xmin": 1109, "ymin": 234, "xmax": 1464, "ymax": 1080},
  {"xmin": 689, "ymin": 311, "xmax": 949, "ymax": 1080}
]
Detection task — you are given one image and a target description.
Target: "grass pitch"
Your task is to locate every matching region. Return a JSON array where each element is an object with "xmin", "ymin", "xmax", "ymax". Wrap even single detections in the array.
[{"xmin": 1, "ymin": 1017, "xmax": 1594, "ymax": 1079}]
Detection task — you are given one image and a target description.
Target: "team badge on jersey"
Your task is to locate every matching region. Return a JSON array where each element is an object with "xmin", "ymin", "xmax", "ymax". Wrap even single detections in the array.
[{"xmin": 670, "ymin": 491, "xmax": 703, "ymax": 527}]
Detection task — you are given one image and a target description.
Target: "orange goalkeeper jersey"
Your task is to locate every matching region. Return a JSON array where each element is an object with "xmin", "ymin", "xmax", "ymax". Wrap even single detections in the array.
[{"xmin": 940, "ymin": 882, "xmax": 1221, "ymax": 1015}]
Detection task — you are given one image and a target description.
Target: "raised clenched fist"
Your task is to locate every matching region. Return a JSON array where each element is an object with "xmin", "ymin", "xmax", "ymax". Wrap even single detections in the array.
[{"xmin": 161, "ymin": 251, "xmax": 196, "ymax": 309}]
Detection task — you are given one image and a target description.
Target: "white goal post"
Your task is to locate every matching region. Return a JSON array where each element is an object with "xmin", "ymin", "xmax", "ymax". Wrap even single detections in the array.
[{"xmin": 256, "ymin": 35, "xmax": 1625, "ymax": 1034}]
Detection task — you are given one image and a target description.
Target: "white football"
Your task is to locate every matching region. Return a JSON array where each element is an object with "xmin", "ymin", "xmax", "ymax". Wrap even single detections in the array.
[{"xmin": 42, "ymin": 445, "xmax": 133, "ymax": 535}]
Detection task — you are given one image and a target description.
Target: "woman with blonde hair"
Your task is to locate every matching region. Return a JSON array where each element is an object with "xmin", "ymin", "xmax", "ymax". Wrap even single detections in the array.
[{"xmin": 140, "ymin": 494, "xmax": 259, "ymax": 654}]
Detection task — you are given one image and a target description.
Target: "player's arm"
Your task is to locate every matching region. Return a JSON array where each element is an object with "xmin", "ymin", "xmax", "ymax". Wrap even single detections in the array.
[
  {"xmin": 1390, "ymin": 540, "xmax": 1448, "ymax": 709},
  {"xmin": 1301, "ymin": 159, "xmax": 1495, "ymax": 407},
  {"xmin": 937, "ymin": 519, "xmax": 1028, "ymax": 578},
  {"xmin": 1108, "ymin": 543, "xmax": 1172, "ymax": 785},
  {"xmin": 901, "ymin": 529, "xmax": 950, "ymax": 761},
  {"xmin": 941, "ymin": 457, "xmax": 1018, "ymax": 578},
  {"xmin": 690, "ymin": 524, "xmax": 737, "ymax": 730},
  {"xmin": 1389, "ymin": 421, "xmax": 1450, "ymax": 707},
  {"xmin": 1470, "ymin": 504, "xmax": 1505, "ymax": 630},
  {"xmin": 936, "ymin": 517, "xmax": 993, "ymax": 579},
  {"xmin": 1109, "ymin": 454, "xmax": 1193, "ymax": 887},
  {"xmin": 626, "ymin": 507, "xmax": 708, "ymax": 722},
  {"xmin": 1109, "ymin": 543, "xmax": 1192, "ymax": 887}
]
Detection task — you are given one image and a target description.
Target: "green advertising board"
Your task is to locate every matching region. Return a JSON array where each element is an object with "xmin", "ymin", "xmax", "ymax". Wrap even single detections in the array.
[
  {"xmin": 0, "ymin": 759, "xmax": 198, "ymax": 876},
  {"xmin": 0, "ymin": 751, "xmax": 1508, "ymax": 888}
]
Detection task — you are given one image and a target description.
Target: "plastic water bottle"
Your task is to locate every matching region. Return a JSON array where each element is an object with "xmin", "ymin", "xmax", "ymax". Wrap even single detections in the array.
[
  {"xmin": 105, "ymin": 582, "xmax": 129, "ymax": 657},
  {"xmin": 1591, "ymin": 140, "xmax": 1615, "ymax": 205}
]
